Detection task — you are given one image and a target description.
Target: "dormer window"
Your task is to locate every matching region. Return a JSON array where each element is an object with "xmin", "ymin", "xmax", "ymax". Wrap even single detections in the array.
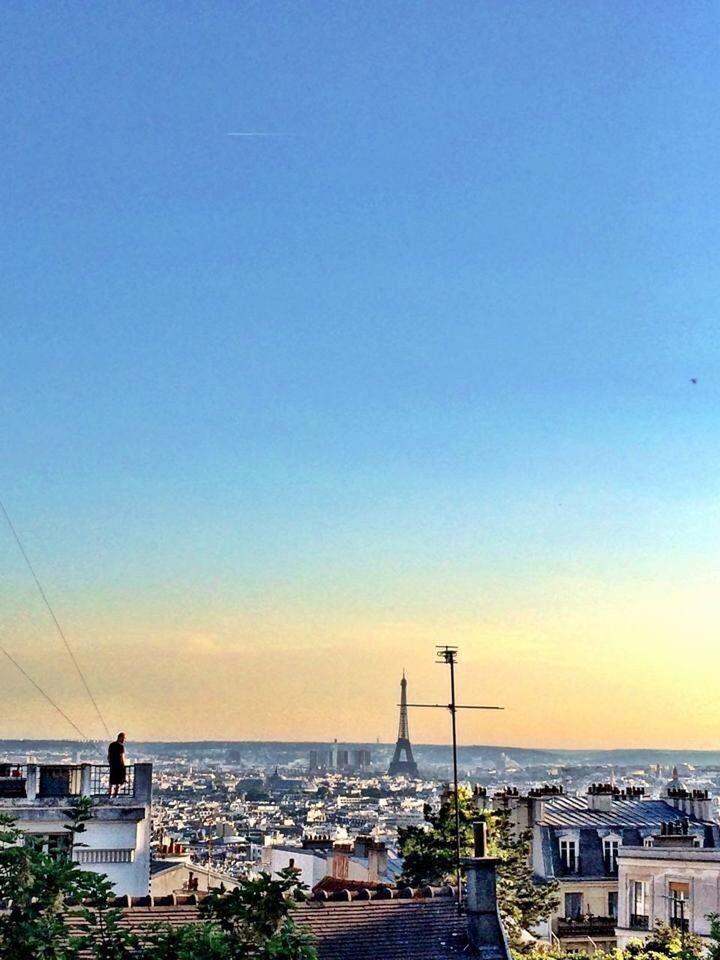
[
  {"xmin": 603, "ymin": 836, "xmax": 620, "ymax": 872},
  {"xmin": 559, "ymin": 837, "xmax": 578, "ymax": 873}
]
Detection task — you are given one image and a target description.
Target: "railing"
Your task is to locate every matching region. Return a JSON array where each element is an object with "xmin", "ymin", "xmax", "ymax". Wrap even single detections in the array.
[
  {"xmin": 38, "ymin": 766, "xmax": 82, "ymax": 798},
  {"xmin": 670, "ymin": 916, "xmax": 689, "ymax": 932},
  {"xmin": 87, "ymin": 764, "xmax": 135, "ymax": 798},
  {"xmin": 629, "ymin": 914, "xmax": 650, "ymax": 930},
  {"xmin": 558, "ymin": 917, "xmax": 617, "ymax": 938},
  {"xmin": 76, "ymin": 848, "xmax": 135, "ymax": 864},
  {"xmin": 0, "ymin": 765, "xmax": 28, "ymax": 798},
  {"xmin": 0, "ymin": 763, "xmax": 144, "ymax": 801}
]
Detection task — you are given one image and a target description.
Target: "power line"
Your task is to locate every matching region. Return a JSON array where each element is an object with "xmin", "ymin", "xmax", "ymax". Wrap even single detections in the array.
[
  {"xmin": 0, "ymin": 499, "xmax": 111, "ymax": 739},
  {"xmin": 1, "ymin": 644, "xmax": 92, "ymax": 742}
]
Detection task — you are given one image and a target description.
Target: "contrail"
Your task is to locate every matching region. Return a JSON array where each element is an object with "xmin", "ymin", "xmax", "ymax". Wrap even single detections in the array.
[{"xmin": 227, "ymin": 132, "xmax": 293, "ymax": 137}]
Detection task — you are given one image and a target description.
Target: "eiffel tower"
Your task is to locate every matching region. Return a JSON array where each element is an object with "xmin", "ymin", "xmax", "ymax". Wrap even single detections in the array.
[{"xmin": 388, "ymin": 671, "xmax": 419, "ymax": 777}]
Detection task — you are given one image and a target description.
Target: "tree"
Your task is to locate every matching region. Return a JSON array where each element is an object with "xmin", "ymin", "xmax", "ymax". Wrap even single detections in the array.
[
  {"xmin": 198, "ymin": 867, "xmax": 317, "ymax": 960},
  {"xmin": 398, "ymin": 788, "xmax": 559, "ymax": 949},
  {"xmin": 0, "ymin": 809, "xmax": 317, "ymax": 960},
  {"xmin": 0, "ymin": 814, "xmax": 78, "ymax": 960},
  {"xmin": 707, "ymin": 914, "xmax": 720, "ymax": 960},
  {"xmin": 398, "ymin": 788, "xmax": 478, "ymax": 888},
  {"xmin": 0, "ymin": 799, "xmax": 107, "ymax": 960},
  {"xmin": 485, "ymin": 808, "xmax": 559, "ymax": 947},
  {"xmin": 623, "ymin": 922, "xmax": 704, "ymax": 960}
]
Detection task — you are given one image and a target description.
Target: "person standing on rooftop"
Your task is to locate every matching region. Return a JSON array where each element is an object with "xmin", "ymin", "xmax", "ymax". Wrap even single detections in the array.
[{"xmin": 108, "ymin": 732, "xmax": 126, "ymax": 797}]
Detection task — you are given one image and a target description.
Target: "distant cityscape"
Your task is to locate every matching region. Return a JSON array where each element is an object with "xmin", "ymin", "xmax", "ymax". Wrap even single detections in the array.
[{"xmin": 5, "ymin": 672, "xmax": 720, "ymax": 953}]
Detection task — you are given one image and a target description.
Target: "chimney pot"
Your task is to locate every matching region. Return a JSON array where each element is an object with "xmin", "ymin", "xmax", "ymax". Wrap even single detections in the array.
[{"xmin": 474, "ymin": 821, "xmax": 488, "ymax": 858}]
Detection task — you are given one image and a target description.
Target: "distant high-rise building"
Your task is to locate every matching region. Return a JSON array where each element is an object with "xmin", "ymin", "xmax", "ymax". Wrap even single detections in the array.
[
  {"xmin": 350, "ymin": 749, "xmax": 371, "ymax": 769},
  {"xmin": 309, "ymin": 749, "xmax": 333, "ymax": 771},
  {"xmin": 388, "ymin": 672, "xmax": 419, "ymax": 777},
  {"xmin": 310, "ymin": 745, "xmax": 372, "ymax": 772}
]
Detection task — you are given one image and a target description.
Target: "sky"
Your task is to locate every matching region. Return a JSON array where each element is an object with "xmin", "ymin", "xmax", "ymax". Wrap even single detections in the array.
[{"xmin": 1, "ymin": 1, "xmax": 720, "ymax": 748}]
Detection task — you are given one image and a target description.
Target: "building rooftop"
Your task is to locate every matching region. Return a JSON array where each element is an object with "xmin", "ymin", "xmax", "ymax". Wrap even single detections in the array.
[
  {"xmin": 618, "ymin": 846, "xmax": 720, "ymax": 862},
  {"xmin": 541, "ymin": 795, "xmax": 708, "ymax": 828},
  {"xmin": 0, "ymin": 762, "xmax": 151, "ymax": 808},
  {"xmin": 296, "ymin": 897, "xmax": 468, "ymax": 960},
  {"xmin": 90, "ymin": 888, "xmax": 471, "ymax": 960}
]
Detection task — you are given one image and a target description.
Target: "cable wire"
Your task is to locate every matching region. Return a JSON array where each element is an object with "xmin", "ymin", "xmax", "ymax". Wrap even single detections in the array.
[
  {"xmin": 0, "ymin": 499, "xmax": 111, "ymax": 739},
  {"xmin": 1, "ymin": 644, "xmax": 92, "ymax": 742}
]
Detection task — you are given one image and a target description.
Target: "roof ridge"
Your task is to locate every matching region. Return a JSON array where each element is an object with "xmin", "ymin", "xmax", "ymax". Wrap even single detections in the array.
[{"xmin": 109, "ymin": 884, "xmax": 459, "ymax": 911}]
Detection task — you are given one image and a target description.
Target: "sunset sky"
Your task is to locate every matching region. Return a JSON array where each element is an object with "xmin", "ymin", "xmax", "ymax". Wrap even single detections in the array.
[{"xmin": 2, "ymin": 2, "xmax": 720, "ymax": 747}]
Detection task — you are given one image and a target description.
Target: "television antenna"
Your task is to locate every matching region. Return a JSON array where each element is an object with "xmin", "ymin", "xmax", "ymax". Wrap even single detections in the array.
[{"xmin": 404, "ymin": 645, "xmax": 504, "ymax": 912}]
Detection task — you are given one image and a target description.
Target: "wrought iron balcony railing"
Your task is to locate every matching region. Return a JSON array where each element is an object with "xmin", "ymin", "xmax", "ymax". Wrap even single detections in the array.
[{"xmin": 557, "ymin": 916, "xmax": 617, "ymax": 938}]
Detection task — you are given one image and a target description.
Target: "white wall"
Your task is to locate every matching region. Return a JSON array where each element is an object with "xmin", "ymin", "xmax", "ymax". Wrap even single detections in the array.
[
  {"xmin": 268, "ymin": 847, "xmax": 328, "ymax": 889},
  {"xmin": 617, "ymin": 849, "xmax": 720, "ymax": 948}
]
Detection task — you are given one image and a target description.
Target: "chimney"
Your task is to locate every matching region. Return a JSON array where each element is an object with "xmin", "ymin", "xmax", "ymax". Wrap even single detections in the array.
[
  {"xmin": 353, "ymin": 836, "xmax": 371, "ymax": 859},
  {"xmin": 302, "ymin": 835, "xmax": 334, "ymax": 851},
  {"xmin": 367, "ymin": 840, "xmax": 387, "ymax": 883},
  {"xmin": 693, "ymin": 792, "xmax": 713, "ymax": 822},
  {"xmin": 526, "ymin": 785, "xmax": 563, "ymax": 824},
  {"xmin": 653, "ymin": 820, "xmax": 696, "ymax": 848},
  {"xmin": 474, "ymin": 785, "xmax": 491, "ymax": 814},
  {"xmin": 587, "ymin": 783, "xmax": 616, "ymax": 813},
  {"xmin": 461, "ymin": 821, "xmax": 511, "ymax": 959}
]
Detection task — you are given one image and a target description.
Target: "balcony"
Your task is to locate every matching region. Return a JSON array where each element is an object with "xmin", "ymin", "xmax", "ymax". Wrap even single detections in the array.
[
  {"xmin": 0, "ymin": 763, "xmax": 151, "ymax": 807},
  {"xmin": 670, "ymin": 916, "xmax": 689, "ymax": 933},
  {"xmin": 557, "ymin": 916, "xmax": 617, "ymax": 939},
  {"xmin": 0, "ymin": 765, "xmax": 28, "ymax": 797},
  {"xmin": 629, "ymin": 914, "xmax": 650, "ymax": 930}
]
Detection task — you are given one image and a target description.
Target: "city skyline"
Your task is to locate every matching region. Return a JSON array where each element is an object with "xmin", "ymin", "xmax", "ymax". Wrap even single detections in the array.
[{"xmin": 3, "ymin": 4, "xmax": 720, "ymax": 747}]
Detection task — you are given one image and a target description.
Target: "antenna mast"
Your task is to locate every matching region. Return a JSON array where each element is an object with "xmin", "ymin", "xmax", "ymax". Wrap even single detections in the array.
[{"xmin": 404, "ymin": 645, "xmax": 504, "ymax": 913}]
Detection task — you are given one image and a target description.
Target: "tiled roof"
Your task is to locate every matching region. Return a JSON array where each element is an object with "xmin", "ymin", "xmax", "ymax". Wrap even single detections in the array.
[
  {"xmin": 541, "ymin": 796, "xmax": 706, "ymax": 828},
  {"xmin": 313, "ymin": 876, "xmax": 383, "ymax": 894},
  {"xmin": 537, "ymin": 797, "xmax": 720, "ymax": 880},
  {"xmin": 297, "ymin": 898, "xmax": 468, "ymax": 959},
  {"xmin": 91, "ymin": 888, "xmax": 470, "ymax": 960}
]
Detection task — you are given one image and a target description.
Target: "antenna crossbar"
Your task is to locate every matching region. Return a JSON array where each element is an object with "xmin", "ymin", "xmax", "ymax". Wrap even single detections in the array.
[{"xmin": 402, "ymin": 703, "xmax": 504, "ymax": 710}]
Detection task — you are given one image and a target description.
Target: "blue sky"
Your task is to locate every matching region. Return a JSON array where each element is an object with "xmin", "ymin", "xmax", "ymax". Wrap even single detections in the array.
[{"xmin": 2, "ymin": 2, "xmax": 720, "ymax": 743}]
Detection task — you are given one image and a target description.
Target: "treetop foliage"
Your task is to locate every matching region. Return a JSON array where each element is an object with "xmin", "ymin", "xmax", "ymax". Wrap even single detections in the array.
[{"xmin": 0, "ymin": 805, "xmax": 316, "ymax": 960}]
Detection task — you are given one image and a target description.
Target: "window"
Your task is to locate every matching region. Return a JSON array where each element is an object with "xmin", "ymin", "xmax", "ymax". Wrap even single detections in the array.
[
  {"xmin": 629, "ymin": 880, "xmax": 648, "ymax": 929},
  {"xmin": 643, "ymin": 837, "xmax": 654, "ymax": 848},
  {"xmin": 560, "ymin": 837, "xmax": 578, "ymax": 873},
  {"xmin": 565, "ymin": 892, "xmax": 583, "ymax": 920},
  {"xmin": 603, "ymin": 837, "xmax": 620, "ymax": 872},
  {"xmin": 26, "ymin": 833, "xmax": 72, "ymax": 859},
  {"xmin": 669, "ymin": 882, "xmax": 689, "ymax": 931},
  {"xmin": 608, "ymin": 892, "xmax": 619, "ymax": 919}
]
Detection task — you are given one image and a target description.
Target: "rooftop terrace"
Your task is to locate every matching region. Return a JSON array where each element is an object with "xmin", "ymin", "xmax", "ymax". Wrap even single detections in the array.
[{"xmin": 0, "ymin": 762, "xmax": 152, "ymax": 808}]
